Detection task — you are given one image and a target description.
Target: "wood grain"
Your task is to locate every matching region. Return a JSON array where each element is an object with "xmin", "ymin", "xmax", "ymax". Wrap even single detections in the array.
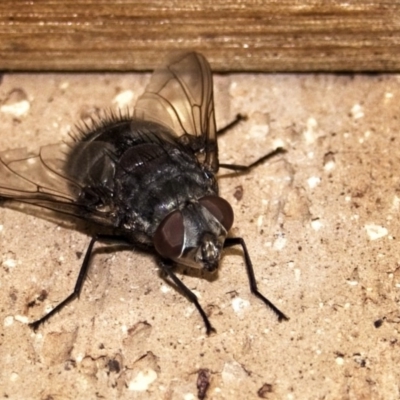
[{"xmin": 1, "ymin": 1, "xmax": 399, "ymax": 72}]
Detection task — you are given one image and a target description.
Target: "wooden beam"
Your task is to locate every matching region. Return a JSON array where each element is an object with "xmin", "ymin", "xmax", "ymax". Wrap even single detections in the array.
[{"xmin": 1, "ymin": 1, "xmax": 399, "ymax": 72}]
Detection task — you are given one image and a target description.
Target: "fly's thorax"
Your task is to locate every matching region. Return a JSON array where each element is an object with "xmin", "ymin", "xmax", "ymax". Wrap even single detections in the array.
[{"xmin": 153, "ymin": 196, "xmax": 234, "ymax": 272}]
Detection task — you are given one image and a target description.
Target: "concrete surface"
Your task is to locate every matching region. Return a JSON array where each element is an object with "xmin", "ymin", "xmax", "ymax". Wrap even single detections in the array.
[{"xmin": 0, "ymin": 69, "xmax": 400, "ymax": 399}]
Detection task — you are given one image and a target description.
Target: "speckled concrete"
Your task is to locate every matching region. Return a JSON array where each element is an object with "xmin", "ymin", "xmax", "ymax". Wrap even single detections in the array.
[{"xmin": 1, "ymin": 69, "xmax": 400, "ymax": 399}]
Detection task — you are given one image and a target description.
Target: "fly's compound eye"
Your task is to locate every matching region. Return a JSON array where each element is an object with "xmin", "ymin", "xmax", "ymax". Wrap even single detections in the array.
[
  {"xmin": 199, "ymin": 196, "xmax": 234, "ymax": 232},
  {"xmin": 154, "ymin": 210, "xmax": 184, "ymax": 259}
]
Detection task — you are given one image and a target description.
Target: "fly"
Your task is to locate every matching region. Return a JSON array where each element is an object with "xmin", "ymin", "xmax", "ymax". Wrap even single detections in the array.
[{"xmin": 0, "ymin": 52, "xmax": 288, "ymax": 334}]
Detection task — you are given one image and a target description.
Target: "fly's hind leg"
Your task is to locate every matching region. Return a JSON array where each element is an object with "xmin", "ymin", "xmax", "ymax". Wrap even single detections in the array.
[
  {"xmin": 216, "ymin": 114, "xmax": 247, "ymax": 137},
  {"xmin": 217, "ymin": 114, "xmax": 286, "ymax": 172},
  {"xmin": 219, "ymin": 147, "xmax": 286, "ymax": 172}
]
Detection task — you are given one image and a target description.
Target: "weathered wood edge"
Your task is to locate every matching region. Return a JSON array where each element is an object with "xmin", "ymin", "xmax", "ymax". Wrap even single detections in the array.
[{"xmin": 0, "ymin": 1, "xmax": 399, "ymax": 72}]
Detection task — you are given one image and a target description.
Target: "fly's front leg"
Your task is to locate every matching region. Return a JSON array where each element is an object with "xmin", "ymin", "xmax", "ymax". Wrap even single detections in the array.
[
  {"xmin": 224, "ymin": 237, "xmax": 288, "ymax": 322},
  {"xmin": 159, "ymin": 260, "xmax": 216, "ymax": 335},
  {"xmin": 29, "ymin": 234, "xmax": 131, "ymax": 331}
]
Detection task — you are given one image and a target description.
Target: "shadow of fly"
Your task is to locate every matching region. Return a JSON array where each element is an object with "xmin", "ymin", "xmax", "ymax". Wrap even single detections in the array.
[{"xmin": 0, "ymin": 52, "xmax": 288, "ymax": 334}]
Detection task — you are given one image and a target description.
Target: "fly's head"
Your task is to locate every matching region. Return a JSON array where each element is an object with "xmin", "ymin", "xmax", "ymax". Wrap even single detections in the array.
[{"xmin": 153, "ymin": 196, "xmax": 234, "ymax": 272}]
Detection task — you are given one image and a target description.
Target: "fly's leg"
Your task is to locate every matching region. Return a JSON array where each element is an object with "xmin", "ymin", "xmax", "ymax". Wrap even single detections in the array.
[
  {"xmin": 218, "ymin": 116, "xmax": 287, "ymax": 320},
  {"xmin": 29, "ymin": 234, "xmax": 130, "ymax": 331},
  {"xmin": 219, "ymin": 147, "xmax": 286, "ymax": 172},
  {"xmin": 159, "ymin": 260, "xmax": 216, "ymax": 335},
  {"xmin": 216, "ymin": 113, "xmax": 286, "ymax": 172},
  {"xmin": 224, "ymin": 237, "xmax": 288, "ymax": 322},
  {"xmin": 216, "ymin": 114, "xmax": 247, "ymax": 137}
]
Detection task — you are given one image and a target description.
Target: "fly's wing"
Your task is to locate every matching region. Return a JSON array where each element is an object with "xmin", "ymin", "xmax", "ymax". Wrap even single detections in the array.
[
  {"xmin": 0, "ymin": 143, "xmax": 115, "ymax": 226},
  {"xmin": 134, "ymin": 52, "xmax": 218, "ymax": 172}
]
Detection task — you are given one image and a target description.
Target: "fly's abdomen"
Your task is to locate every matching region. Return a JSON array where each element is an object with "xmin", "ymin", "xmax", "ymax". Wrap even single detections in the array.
[{"xmin": 65, "ymin": 118, "xmax": 177, "ymax": 212}]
